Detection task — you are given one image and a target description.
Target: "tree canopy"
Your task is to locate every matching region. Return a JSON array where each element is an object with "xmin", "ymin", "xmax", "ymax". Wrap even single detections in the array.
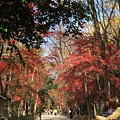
[{"xmin": 0, "ymin": 0, "xmax": 90, "ymax": 49}]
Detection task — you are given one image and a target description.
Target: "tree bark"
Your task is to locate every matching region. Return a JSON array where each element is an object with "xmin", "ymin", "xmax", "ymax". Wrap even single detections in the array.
[{"xmin": 87, "ymin": 0, "xmax": 109, "ymax": 98}]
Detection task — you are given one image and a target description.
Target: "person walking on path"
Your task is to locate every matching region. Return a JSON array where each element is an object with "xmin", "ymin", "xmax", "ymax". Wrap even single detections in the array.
[
  {"xmin": 53, "ymin": 108, "xmax": 58, "ymax": 116},
  {"xmin": 69, "ymin": 108, "xmax": 73, "ymax": 119}
]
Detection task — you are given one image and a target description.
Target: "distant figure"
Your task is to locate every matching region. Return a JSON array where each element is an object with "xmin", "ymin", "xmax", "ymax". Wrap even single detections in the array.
[
  {"xmin": 48, "ymin": 109, "xmax": 52, "ymax": 115},
  {"xmin": 96, "ymin": 97, "xmax": 120, "ymax": 120},
  {"xmin": 69, "ymin": 108, "xmax": 73, "ymax": 119},
  {"xmin": 54, "ymin": 109, "xmax": 57, "ymax": 116},
  {"xmin": 49, "ymin": 109, "xmax": 53, "ymax": 114}
]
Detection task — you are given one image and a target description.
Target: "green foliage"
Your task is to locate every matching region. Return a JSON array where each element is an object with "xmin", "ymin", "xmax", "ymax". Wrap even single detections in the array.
[
  {"xmin": 9, "ymin": 101, "xmax": 33, "ymax": 120},
  {"xmin": 10, "ymin": 101, "xmax": 20, "ymax": 119},
  {"xmin": 0, "ymin": 0, "xmax": 90, "ymax": 49},
  {"xmin": 45, "ymin": 76, "xmax": 58, "ymax": 90},
  {"xmin": 38, "ymin": 88, "xmax": 49, "ymax": 103}
]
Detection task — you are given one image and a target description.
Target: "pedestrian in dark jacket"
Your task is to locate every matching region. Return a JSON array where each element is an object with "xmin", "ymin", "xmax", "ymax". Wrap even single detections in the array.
[{"xmin": 69, "ymin": 108, "xmax": 73, "ymax": 119}]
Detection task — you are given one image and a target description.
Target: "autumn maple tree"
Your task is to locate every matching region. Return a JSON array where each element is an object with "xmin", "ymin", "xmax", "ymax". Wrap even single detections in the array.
[
  {"xmin": 2, "ymin": 48, "xmax": 49, "ymax": 116},
  {"xmin": 45, "ymin": 23, "xmax": 120, "ymax": 117},
  {"xmin": 0, "ymin": 0, "xmax": 120, "ymax": 119},
  {"xmin": 52, "ymin": 34, "xmax": 120, "ymax": 115},
  {"xmin": 42, "ymin": 0, "xmax": 120, "ymax": 118}
]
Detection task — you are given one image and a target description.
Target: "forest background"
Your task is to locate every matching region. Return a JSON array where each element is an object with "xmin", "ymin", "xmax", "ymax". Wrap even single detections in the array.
[{"xmin": 0, "ymin": 0, "xmax": 120, "ymax": 120}]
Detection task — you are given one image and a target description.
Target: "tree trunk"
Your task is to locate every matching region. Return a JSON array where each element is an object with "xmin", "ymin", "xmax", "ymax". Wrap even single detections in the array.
[
  {"xmin": 34, "ymin": 93, "xmax": 38, "ymax": 114},
  {"xmin": 0, "ymin": 75, "xmax": 3, "ymax": 93},
  {"xmin": 0, "ymin": 44, "xmax": 4, "ymax": 93},
  {"xmin": 4, "ymin": 64, "xmax": 10, "ymax": 95},
  {"xmin": 0, "ymin": 44, "xmax": 4, "ymax": 59},
  {"xmin": 87, "ymin": 0, "xmax": 109, "ymax": 98},
  {"xmin": 84, "ymin": 75, "xmax": 91, "ymax": 119}
]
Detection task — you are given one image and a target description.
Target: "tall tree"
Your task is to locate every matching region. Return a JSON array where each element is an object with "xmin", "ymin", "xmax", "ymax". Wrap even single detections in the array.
[{"xmin": 87, "ymin": 0, "xmax": 120, "ymax": 97}]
